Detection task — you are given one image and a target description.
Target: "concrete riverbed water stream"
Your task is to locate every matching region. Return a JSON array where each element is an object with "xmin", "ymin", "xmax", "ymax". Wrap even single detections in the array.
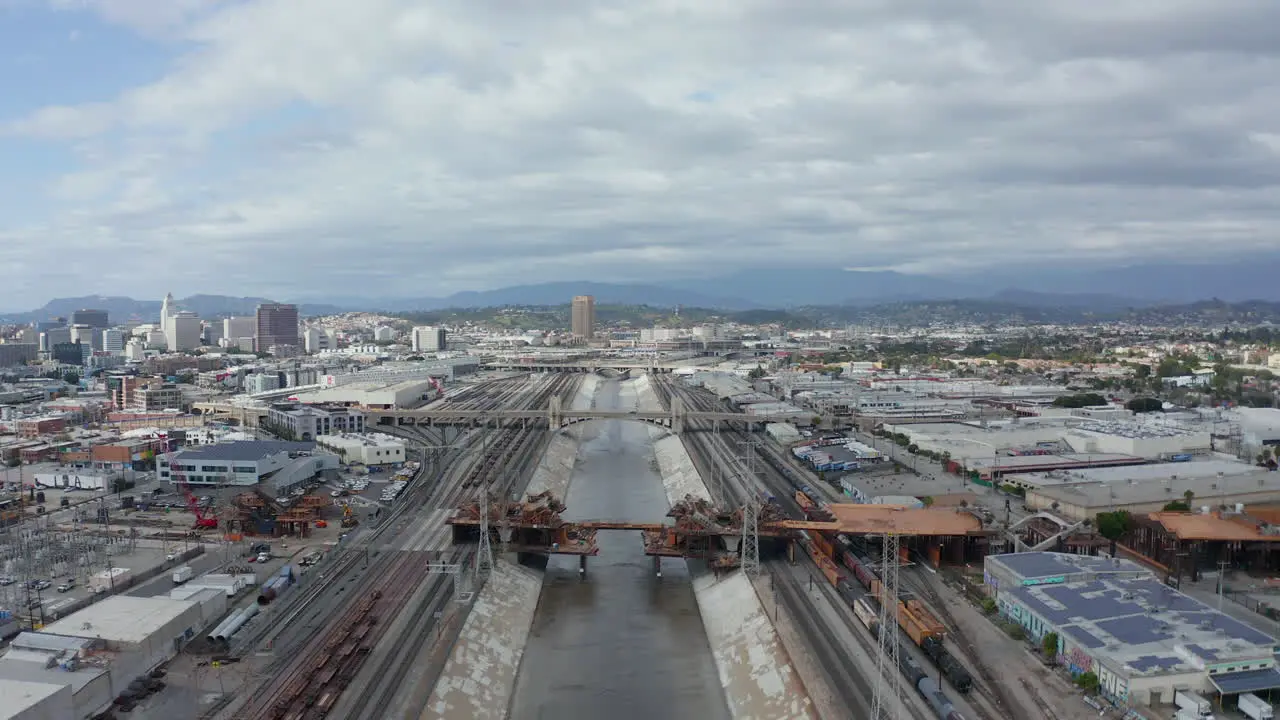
[{"xmin": 508, "ymin": 379, "xmax": 731, "ymax": 720}]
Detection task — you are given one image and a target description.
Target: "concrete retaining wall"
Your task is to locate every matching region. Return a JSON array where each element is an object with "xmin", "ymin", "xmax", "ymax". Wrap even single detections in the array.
[
  {"xmin": 422, "ymin": 560, "xmax": 543, "ymax": 720},
  {"xmin": 568, "ymin": 374, "xmax": 600, "ymax": 412},
  {"xmin": 525, "ymin": 375, "xmax": 598, "ymax": 499},
  {"xmin": 632, "ymin": 373, "xmax": 664, "ymax": 412},
  {"xmin": 645, "ymin": 395, "xmax": 816, "ymax": 719}
]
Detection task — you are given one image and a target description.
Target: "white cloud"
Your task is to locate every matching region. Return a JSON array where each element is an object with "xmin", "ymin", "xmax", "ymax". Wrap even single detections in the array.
[{"xmin": 4, "ymin": 0, "xmax": 1280, "ymax": 306}]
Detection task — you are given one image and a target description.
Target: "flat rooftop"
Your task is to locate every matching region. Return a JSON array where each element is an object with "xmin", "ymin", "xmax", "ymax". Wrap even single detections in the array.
[
  {"xmin": 785, "ymin": 504, "xmax": 984, "ymax": 536},
  {"xmin": 40, "ymin": 595, "xmax": 192, "ymax": 645},
  {"xmin": 990, "ymin": 553, "xmax": 1277, "ymax": 679},
  {"xmin": 973, "ymin": 453, "xmax": 1145, "ymax": 472},
  {"xmin": 1029, "ymin": 468, "xmax": 1280, "ymax": 509},
  {"xmin": 0, "ymin": 677, "xmax": 71, "ymax": 718},
  {"xmin": 1147, "ymin": 511, "xmax": 1280, "ymax": 543},
  {"xmin": 171, "ymin": 440, "xmax": 315, "ymax": 461},
  {"xmin": 1009, "ymin": 460, "xmax": 1255, "ymax": 486}
]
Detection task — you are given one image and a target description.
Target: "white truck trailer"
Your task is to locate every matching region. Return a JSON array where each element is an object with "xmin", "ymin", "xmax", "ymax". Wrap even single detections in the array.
[
  {"xmin": 1240, "ymin": 693, "xmax": 1275, "ymax": 720},
  {"xmin": 1174, "ymin": 689, "xmax": 1215, "ymax": 720}
]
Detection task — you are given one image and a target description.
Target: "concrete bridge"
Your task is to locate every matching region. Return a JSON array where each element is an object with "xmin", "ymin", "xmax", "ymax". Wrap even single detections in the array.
[
  {"xmin": 191, "ymin": 396, "xmax": 801, "ymax": 434},
  {"xmin": 366, "ymin": 396, "xmax": 797, "ymax": 434}
]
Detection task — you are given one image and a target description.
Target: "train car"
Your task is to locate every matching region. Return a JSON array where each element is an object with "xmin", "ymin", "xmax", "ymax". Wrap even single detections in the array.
[
  {"xmin": 918, "ymin": 677, "xmax": 957, "ymax": 719},
  {"xmin": 757, "ymin": 489, "xmax": 777, "ymax": 506},
  {"xmin": 840, "ymin": 551, "xmax": 879, "ymax": 592},
  {"xmin": 852, "ymin": 597, "xmax": 878, "ymax": 631},
  {"xmin": 899, "ymin": 604, "xmax": 934, "ymax": 646},
  {"xmin": 897, "ymin": 651, "xmax": 927, "ymax": 687},
  {"xmin": 938, "ymin": 653, "xmax": 973, "ymax": 693},
  {"xmin": 836, "ymin": 580, "xmax": 860, "ymax": 608},
  {"xmin": 811, "ymin": 531, "xmax": 835, "ymax": 561},
  {"xmin": 795, "ymin": 490, "xmax": 815, "ymax": 513}
]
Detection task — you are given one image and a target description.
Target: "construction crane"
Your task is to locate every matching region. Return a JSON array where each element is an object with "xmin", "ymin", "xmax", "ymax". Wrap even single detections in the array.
[{"xmin": 173, "ymin": 477, "xmax": 219, "ymax": 530}]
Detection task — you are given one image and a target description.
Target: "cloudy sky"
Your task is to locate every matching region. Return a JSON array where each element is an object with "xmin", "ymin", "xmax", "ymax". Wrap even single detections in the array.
[{"xmin": 2, "ymin": 1, "xmax": 1279, "ymax": 309}]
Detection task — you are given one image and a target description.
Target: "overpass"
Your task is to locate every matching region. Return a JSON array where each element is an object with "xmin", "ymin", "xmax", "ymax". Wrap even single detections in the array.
[
  {"xmin": 366, "ymin": 395, "xmax": 799, "ymax": 434},
  {"xmin": 190, "ymin": 396, "xmax": 803, "ymax": 434}
]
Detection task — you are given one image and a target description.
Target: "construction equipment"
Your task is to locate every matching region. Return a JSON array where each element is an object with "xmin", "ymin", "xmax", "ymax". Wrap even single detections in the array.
[
  {"xmin": 340, "ymin": 504, "xmax": 359, "ymax": 528},
  {"xmin": 173, "ymin": 478, "xmax": 219, "ymax": 530}
]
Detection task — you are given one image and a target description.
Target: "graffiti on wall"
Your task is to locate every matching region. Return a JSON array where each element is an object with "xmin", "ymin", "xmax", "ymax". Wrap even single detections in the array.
[{"xmin": 1067, "ymin": 647, "xmax": 1094, "ymax": 675}]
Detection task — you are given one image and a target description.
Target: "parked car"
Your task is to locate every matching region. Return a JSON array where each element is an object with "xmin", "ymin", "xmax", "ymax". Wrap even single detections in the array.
[{"xmin": 56, "ymin": 580, "xmax": 76, "ymax": 593}]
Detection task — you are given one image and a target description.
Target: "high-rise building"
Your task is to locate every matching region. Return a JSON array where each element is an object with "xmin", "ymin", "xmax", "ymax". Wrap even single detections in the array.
[
  {"xmin": 0, "ymin": 343, "xmax": 37, "ymax": 367},
  {"xmin": 160, "ymin": 293, "xmax": 175, "ymax": 336},
  {"xmin": 70, "ymin": 323, "xmax": 103, "ymax": 351},
  {"xmin": 40, "ymin": 326, "xmax": 72, "ymax": 353},
  {"xmin": 166, "ymin": 312, "xmax": 202, "ymax": 351},
  {"xmin": 71, "ymin": 309, "xmax": 109, "ymax": 329},
  {"xmin": 51, "ymin": 341, "xmax": 84, "ymax": 366},
  {"xmin": 304, "ymin": 327, "xmax": 336, "ymax": 353},
  {"xmin": 571, "ymin": 295, "xmax": 596, "ymax": 339},
  {"xmin": 223, "ymin": 316, "xmax": 255, "ymax": 341},
  {"xmin": 102, "ymin": 329, "xmax": 125, "ymax": 355},
  {"xmin": 411, "ymin": 326, "xmax": 447, "ymax": 352},
  {"xmin": 255, "ymin": 303, "xmax": 299, "ymax": 353}
]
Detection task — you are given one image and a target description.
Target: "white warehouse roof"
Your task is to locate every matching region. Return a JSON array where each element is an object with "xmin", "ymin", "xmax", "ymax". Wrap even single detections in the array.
[
  {"xmin": 40, "ymin": 595, "xmax": 195, "ymax": 645},
  {"xmin": 0, "ymin": 678, "xmax": 71, "ymax": 720}
]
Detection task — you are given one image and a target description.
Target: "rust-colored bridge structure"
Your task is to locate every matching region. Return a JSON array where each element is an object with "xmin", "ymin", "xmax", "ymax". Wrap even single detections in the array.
[{"xmin": 447, "ymin": 490, "xmax": 991, "ymax": 573}]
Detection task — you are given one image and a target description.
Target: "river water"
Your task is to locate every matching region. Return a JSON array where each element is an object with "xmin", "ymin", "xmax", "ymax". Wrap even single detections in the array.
[{"xmin": 508, "ymin": 379, "xmax": 730, "ymax": 720}]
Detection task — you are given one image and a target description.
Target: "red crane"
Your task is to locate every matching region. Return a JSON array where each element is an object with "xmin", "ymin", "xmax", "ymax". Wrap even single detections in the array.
[{"xmin": 172, "ymin": 476, "xmax": 219, "ymax": 530}]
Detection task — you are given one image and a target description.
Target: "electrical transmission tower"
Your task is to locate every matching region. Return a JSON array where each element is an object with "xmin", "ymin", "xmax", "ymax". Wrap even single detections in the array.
[
  {"xmin": 475, "ymin": 482, "xmax": 494, "ymax": 579},
  {"xmin": 740, "ymin": 496, "xmax": 760, "ymax": 576},
  {"xmin": 871, "ymin": 532, "xmax": 904, "ymax": 720}
]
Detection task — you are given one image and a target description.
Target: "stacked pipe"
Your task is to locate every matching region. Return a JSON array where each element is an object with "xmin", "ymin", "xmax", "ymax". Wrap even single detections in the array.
[{"xmin": 207, "ymin": 604, "xmax": 262, "ymax": 643}]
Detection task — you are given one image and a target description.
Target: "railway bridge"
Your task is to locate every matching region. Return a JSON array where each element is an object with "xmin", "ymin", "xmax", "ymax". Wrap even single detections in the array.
[
  {"xmin": 191, "ymin": 396, "xmax": 800, "ymax": 434},
  {"xmin": 366, "ymin": 396, "xmax": 799, "ymax": 434}
]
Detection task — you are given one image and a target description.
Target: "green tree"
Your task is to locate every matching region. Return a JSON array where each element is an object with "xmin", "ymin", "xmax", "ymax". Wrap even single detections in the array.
[
  {"xmin": 1095, "ymin": 510, "xmax": 1134, "ymax": 556},
  {"xmin": 1052, "ymin": 393, "xmax": 1107, "ymax": 408},
  {"xmin": 1126, "ymin": 397, "xmax": 1163, "ymax": 413},
  {"xmin": 1042, "ymin": 631, "xmax": 1060, "ymax": 662},
  {"xmin": 1075, "ymin": 671, "xmax": 1099, "ymax": 692},
  {"xmin": 747, "ymin": 366, "xmax": 766, "ymax": 381},
  {"xmin": 62, "ymin": 372, "xmax": 80, "ymax": 385},
  {"xmin": 1163, "ymin": 500, "xmax": 1191, "ymax": 512},
  {"xmin": 907, "ymin": 444, "xmax": 919, "ymax": 454}
]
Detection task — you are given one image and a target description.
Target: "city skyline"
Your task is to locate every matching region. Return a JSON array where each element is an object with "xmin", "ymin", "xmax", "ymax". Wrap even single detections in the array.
[{"xmin": 2, "ymin": 3, "xmax": 1280, "ymax": 306}]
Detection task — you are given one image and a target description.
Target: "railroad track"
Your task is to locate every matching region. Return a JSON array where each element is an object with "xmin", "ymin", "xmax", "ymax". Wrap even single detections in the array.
[
  {"xmin": 342, "ymin": 548, "xmax": 468, "ymax": 720},
  {"xmin": 770, "ymin": 561, "xmax": 879, "ymax": 720},
  {"xmin": 907, "ymin": 569, "xmax": 1015, "ymax": 720}
]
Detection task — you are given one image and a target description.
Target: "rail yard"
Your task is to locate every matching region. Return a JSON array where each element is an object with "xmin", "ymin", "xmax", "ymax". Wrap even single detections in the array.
[{"xmin": 5, "ymin": 369, "xmax": 1146, "ymax": 720}]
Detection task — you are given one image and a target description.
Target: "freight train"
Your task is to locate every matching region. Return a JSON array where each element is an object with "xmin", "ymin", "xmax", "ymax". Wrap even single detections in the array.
[{"xmin": 795, "ymin": 488, "xmax": 974, "ymax": 695}]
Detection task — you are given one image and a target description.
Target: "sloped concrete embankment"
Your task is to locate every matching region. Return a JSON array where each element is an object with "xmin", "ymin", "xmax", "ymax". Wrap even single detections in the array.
[
  {"xmin": 651, "ymin": 426, "xmax": 818, "ymax": 719},
  {"xmin": 422, "ymin": 375, "xmax": 601, "ymax": 719},
  {"xmin": 421, "ymin": 560, "xmax": 542, "ymax": 720}
]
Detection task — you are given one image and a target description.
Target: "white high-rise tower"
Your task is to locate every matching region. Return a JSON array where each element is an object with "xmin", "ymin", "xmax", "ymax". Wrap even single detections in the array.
[{"xmin": 160, "ymin": 293, "xmax": 174, "ymax": 335}]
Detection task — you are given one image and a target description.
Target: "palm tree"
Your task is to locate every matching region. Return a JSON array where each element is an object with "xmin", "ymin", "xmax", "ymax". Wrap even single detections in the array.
[{"xmin": 1184, "ymin": 489, "xmax": 1195, "ymax": 507}]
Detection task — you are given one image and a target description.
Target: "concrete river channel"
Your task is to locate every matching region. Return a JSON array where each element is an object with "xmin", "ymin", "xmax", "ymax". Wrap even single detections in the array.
[{"xmin": 509, "ymin": 379, "xmax": 731, "ymax": 720}]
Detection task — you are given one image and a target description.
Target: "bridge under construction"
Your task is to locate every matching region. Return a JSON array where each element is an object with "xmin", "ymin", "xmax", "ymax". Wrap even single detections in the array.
[{"xmin": 447, "ymin": 489, "xmax": 992, "ymax": 573}]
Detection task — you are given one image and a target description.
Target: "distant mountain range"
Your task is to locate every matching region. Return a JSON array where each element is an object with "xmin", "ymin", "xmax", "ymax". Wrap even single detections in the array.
[{"xmin": 4, "ymin": 257, "xmax": 1279, "ymax": 321}]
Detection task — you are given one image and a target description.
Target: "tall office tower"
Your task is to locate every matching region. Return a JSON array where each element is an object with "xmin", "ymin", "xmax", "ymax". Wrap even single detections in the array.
[
  {"xmin": 223, "ymin": 316, "xmax": 255, "ymax": 340},
  {"xmin": 411, "ymin": 326, "xmax": 448, "ymax": 353},
  {"xmin": 255, "ymin": 303, "xmax": 300, "ymax": 353},
  {"xmin": 40, "ymin": 326, "xmax": 72, "ymax": 353},
  {"xmin": 160, "ymin": 293, "xmax": 175, "ymax": 336},
  {"xmin": 70, "ymin": 324, "xmax": 101, "ymax": 351},
  {"xmin": 102, "ymin": 328, "xmax": 125, "ymax": 354},
  {"xmin": 72, "ymin": 309, "xmax": 109, "ymax": 329},
  {"xmin": 571, "ymin": 295, "xmax": 595, "ymax": 339},
  {"xmin": 166, "ymin": 312, "xmax": 202, "ymax": 351}
]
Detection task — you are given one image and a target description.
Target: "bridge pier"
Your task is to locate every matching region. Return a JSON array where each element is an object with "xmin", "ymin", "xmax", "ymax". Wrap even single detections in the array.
[
  {"xmin": 579, "ymin": 555, "xmax": 587, "ymax": 575},
  {"xmin": 653, "ymin": 556, "xmax": 662, "ymax": 578},
  {"xmin": 548, "ymin": 395, "xmax": 564, "ymax": 430},
  {"xmin": 670, "ymin": 395, "xmax": 685, "ymax": 435}
]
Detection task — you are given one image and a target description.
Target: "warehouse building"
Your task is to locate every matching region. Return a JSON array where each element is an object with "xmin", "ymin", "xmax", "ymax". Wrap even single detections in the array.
[
  {"xmin": 1063, "ymin": 421, "xmax": 1211, "ymax": 458},
  {"xmin": 1024, "ymin": 467, "xmax": 1280, "ymax": 522},
  {"xmin": 290, "ymin": 379, "xmax": 437, "ymax": 409},
  {"xmin": 315, "ymin": 433, "xmax": 406, "ymax": 465},
  {"xmin": 1002, "ymin": 459, "xmax": 1258, "ymax": 495},
  {"xmin": 986, "ymin": 552, "xmax": 1280, "ymax": 708},
  {"xmin": 0, "ymin": 592, "xmax": 226, "ymax": 718},
  {"xmin": 266, "ymin": 403, "xmax": 365, "ymax": 440},
  {"xmin": 159, "ymin": 440, "xmax": 339, "ymax": 487}
]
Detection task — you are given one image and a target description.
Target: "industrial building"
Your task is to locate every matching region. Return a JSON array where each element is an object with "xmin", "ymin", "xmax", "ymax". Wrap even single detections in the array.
[
  {"xmin": 316, "ymin": 433, "xmax": 406, "ymax": 465},
  {"xmin": 1024, "ymin": 466, "xmax": 1280, "ymax": 522},
  {"xmin": 291, "ymin": 379, "xmax": 438, "ymax": 409},
  {"xmin": 1062, "ymin": 420, "xmax": 1211, "ymax": 458},
  {"xmin": 1122, "ymin": 509, "xmax": 1280, "ymax": 577},
  {"xmin": 159, "ymin": 440, "xmax": 338, "ymax": 488},
  {"xmin": 266, "ymin": 403, "xmax": 366, "ymax": 440},
  {"xmin": 1002, "ymin": 459, "xmax": 1258, "ymax": 495},
  {"xmin": 986, "ymin": 552, "xmax": 1280, "ymax": 708},
  {"xmin": 0, "ymin": 592, "xmax": 227, "ymax": 718}
]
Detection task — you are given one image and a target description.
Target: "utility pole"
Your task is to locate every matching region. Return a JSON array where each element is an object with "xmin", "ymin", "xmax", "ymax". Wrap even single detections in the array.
[{"xmin": 1218, "ymin": 559, "xmax": 1229, "ymax": 611}]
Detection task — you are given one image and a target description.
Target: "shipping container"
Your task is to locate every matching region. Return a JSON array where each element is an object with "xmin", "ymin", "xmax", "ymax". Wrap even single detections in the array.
[{"xmin": 906, "ymin": 599, "xmax": 947, "ymax": 638}]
